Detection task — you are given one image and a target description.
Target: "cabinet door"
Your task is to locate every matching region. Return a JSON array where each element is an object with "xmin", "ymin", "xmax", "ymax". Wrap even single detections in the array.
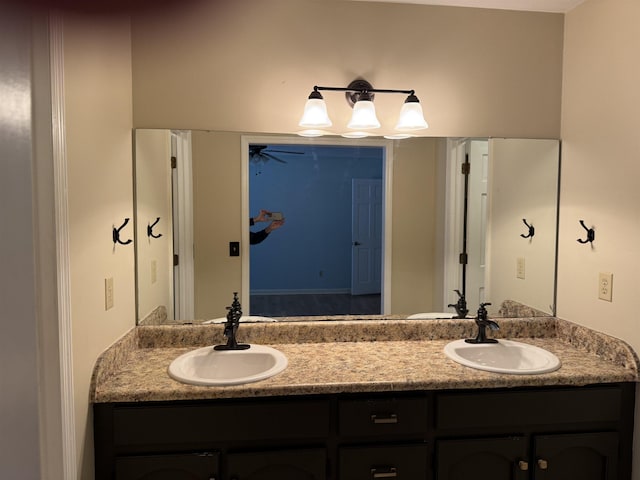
[
  {"xmin": 533, "ymin": 432, "xmax": 619, "ymax": 480},
  {"xmin": 115, "ymin": 452, "xmax": 218, "ymax": 480},
  {"xmin": 226, "ymin": 448, "xmax": 326, "ymax": 480},
  {"xmin": 436, "ymin": 437, "xmax": 528, "ymax": 480}
]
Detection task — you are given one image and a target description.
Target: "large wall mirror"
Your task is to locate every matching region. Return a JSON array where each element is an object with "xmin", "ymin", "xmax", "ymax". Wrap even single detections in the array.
[{"xmin": 134, "ymin": 130, "xmax": 560, "ymax": 325}]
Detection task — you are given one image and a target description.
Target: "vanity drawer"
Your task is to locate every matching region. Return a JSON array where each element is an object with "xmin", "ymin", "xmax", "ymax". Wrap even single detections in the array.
[
  {"xmin": 115, "ymin": 452, "xmax": 219, "ymax": 479},
  {"xmin": 338, "ymin": 395, "xmax": 428, "ymax": 438},
  {"xmin": 339, "ymin": 444, "xmax": 429, "ymax": 480},
  {"xmin": 112, "ymin": 398, "xmax": 330, "ymax": 448},
  {"xmin": 435, "ymin": 386, "xmax": 622, "ymax": 430}
]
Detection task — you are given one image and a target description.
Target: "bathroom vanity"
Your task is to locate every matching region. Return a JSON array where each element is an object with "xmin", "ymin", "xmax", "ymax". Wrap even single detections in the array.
[{"xmin": 92, "ymin": 318, "xmax": 638, "ymax": 480}]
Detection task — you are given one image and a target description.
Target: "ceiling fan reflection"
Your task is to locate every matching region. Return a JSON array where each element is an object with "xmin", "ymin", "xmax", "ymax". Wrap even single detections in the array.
[{"xmin": 249, "ymin": 145, "xmax": 305, "ymax": 173}]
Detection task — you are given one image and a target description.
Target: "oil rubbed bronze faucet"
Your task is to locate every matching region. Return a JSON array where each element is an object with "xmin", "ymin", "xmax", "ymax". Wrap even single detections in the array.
[
  {"xmin": 214, "ymin": 292, "xmax": 250, "ymax": 351},
  {"xmin": 448, "ymin": 289, "xmax": 469, "ymax": 318},
  {"xmin": 465, "ymin": 302, "xmax": 500, "ymax": 344}
]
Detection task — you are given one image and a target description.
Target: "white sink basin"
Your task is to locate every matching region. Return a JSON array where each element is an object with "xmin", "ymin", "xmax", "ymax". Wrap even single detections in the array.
[
  {"xmin": 168, "ymin": 344, "xmax": 288, "ymax": 386},
  {"xmin": 444, "ymin": 339, "xmax": 561, "ymax": 375},
  {"xmin": 202, "ymin": 315, "xmax": 276, "ymax": 324},
  {"xmin": 408, "ymin": 312, "xmax": 457, "ymax": 319}
]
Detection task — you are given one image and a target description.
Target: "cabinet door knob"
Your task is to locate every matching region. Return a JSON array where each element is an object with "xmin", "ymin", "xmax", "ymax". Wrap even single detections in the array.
[
  {"xmin": 371, "ymin": 413, "xmax": 398, "ymax": 424},
  {"xmin": 371, "ymin": 467, "xmax": 397, "ymax": 478},
  {"xmin": 518, "ymin": 460, "xmax": 529, "ymax": 471},
  {"xmin": 538, "ymin": 459, "xmax": 549, "ymax": 470}
]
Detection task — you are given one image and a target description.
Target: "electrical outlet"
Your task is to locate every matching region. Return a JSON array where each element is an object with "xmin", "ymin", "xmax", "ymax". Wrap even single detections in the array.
[
  {"xmin": 516, "ymin": 257, "xmax": 526, "ymax": 279},
  {"xmin": 598, "ymin": 272, "xmax": 613, "ymax": 302},
  {"xmin": 105, "ymin": 277, "xmax": 114, "ymax": 310},
  {"xmin": 151, "ymin": 260, "xmax": 157, "ymax": 284}
]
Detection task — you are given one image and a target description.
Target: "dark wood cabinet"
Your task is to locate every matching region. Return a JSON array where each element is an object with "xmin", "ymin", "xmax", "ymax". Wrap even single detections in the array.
[
  {"xmin": 434, "ymin": 385, "xmax": 630, "ymax": 480},
  {"xmin": 533, "ymin": 432, "xmax": 619, "ymax": 480},
  {"xmin": 114, "ymin": 452, "xmax": 218, "ymax": 480},
  {"xmin": 94, "ymin": 384, "xmax": 634, "ymax": 480},
  {"xmin": 226, "ymin": 448, "xmax": 326, "ymax": 480},
  {"xmin": 339, "ymin": 444, "xmax": 429, "ymax": 480},
  {"xmin": 338, "ymin": 395, "xmax": 429, "ymax": 439},
  {"xmin": 436, "ymin": 432, "xmax": 620, "ymax": 480},
  {"xmin": 436, "ymin": 436, "xmax": 529, "ymax": 480}
]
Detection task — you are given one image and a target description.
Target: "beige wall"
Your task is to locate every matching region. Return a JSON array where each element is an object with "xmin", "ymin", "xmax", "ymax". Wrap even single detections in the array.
[
  {"xmin": 391, "ymin": 137, "xmax": 439, "ymax": 312},
  {"xmin": 63, "ymin": 13, "xmax": 134, "ymax": 479},
  {"xmin": 486, "ymin": 138, "xmax": 559, "ymax": 315},
  {"xmin": 135, "ymin": 129, "xmax": 174, "ymax": 321},
  {"xmin": 130, "ymin": 0, "xmax": 563, "ymax": 139},
  {"xmin": 559, "ymin": 0, "xmax": 640, "ymax": 473},
  {"xmin": 559, "ymin": 0, "xmax": 640, "ymax": 338},
  {"xmin": 192, "ymin": 131, "xmax": 244, "ymax": 318}
]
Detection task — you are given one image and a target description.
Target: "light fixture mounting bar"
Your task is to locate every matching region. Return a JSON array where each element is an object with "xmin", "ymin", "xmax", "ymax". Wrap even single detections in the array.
[
  {"xmin": 313, "ymin": 85, "xmax": 415, "ymax": 96},
  {"xmin": 314, "ymin": 78, "xmax": 416, "ymax": 108}
]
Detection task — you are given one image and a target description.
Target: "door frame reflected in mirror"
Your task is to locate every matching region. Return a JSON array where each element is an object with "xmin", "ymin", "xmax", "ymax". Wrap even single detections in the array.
[
  {"xmin": 240, "ymin": 135, "xmax": 395, "ymax": 316},
  {"xmin": 171, "ymin": 130, "xmax": 195, "ymax": 320},
  {"xmin": 443, "ymin": 138, "xmax": 490, "ymax": 314}
]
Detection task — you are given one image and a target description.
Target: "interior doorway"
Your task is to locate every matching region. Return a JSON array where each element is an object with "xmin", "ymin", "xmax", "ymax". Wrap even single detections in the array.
[
  {"xmin": 351, "ymin": 178, "xmax": 383, "ymax": 296},
  {"xmin": 241, "ymin": 136, "xmax": 393, "ymax": 317},
  {"xmin": 443, "ymin": 138, "xmax": 488, "ymax": 314}
]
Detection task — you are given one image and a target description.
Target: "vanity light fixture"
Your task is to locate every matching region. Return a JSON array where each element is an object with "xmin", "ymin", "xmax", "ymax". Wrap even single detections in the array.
[{"xmin": 298, "ymin": 78, "xmax": 429, "ymax": 136}]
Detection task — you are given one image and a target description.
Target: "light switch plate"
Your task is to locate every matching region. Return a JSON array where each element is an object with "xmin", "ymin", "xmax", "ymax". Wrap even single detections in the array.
[
  {"xmin": 516, "ymin": 257, "xmax": 525, "ymax": 279},
  {"xmin": 151, "ymin": 260, "xmax": 157, "ymax": 284},
  {"xmin": 105, "ymin": 277, "xmax": 114, "ymax": 310}
]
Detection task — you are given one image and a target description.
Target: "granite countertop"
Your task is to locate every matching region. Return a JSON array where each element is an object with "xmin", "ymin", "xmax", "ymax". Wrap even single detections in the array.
[{"xmin": 91, "ymin": 317, "xmax": 639, "ymax": 404}]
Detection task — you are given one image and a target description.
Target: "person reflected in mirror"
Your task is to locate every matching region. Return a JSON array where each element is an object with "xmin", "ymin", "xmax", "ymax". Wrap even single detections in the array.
[{"xmin": 250, "ymin": 209, "xmax": 285, "ymax": 245}]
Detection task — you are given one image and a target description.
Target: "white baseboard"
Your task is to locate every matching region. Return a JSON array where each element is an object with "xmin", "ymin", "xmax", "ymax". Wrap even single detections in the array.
[{"xmin": 250, "ymin": 288, "xmax": 352, "ymax": 296}]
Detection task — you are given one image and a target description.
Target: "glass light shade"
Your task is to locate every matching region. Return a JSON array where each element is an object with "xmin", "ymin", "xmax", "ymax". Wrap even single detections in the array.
[
  {"xmin": 341, "ymin": 131, "xmax": 369, "ymax": 138},
  {"xmin": 297, "ymin": 129, "xmax": 326, "ymax": 137},
  {"xmin": 395, "ymin": 102, "xmax": 429, "ymax": 131},
  {"xmin": 299, "ymin": 98, "xmax": 332, "ymax": 128},
  {"xmin": 384, "ymin": 133, "xmax": 412, "ymax": 139},
  {"xmin": 347, "ymin": 100, "xmax": 381, "ymax": 130}
]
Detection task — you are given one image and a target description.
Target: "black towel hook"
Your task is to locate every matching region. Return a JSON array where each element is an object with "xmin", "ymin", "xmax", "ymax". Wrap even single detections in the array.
[
  {"xmin": 112, "ymin": 218, "xmax": 132, "ymax": 245},
  {"xmin": 147, "ymin": 217, "xmax": 162, "ymax": 239},
  {"xmin": 577, "ymin": 220, "xmax": 595, "ymax": 244},
  {"xmin": 520, "ymin": 219, "xmax": 535, "ymax": 239}
]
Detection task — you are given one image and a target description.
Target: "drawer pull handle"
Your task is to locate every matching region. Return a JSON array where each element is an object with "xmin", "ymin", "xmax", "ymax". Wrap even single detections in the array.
[
  {"xmin": 371, "ymin": 467, "xmax": 397, "ymax": 478},
  {"xmin": 371, "ymin": 413, "xmax": 398, "ymax": 424},
  {"xmin": 518, "ymin": 460, "xmax": 529, "ymax": 471},
  {"xmin": 538, "ymin": 459, "xmax": 549, "ymax": 470}
]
